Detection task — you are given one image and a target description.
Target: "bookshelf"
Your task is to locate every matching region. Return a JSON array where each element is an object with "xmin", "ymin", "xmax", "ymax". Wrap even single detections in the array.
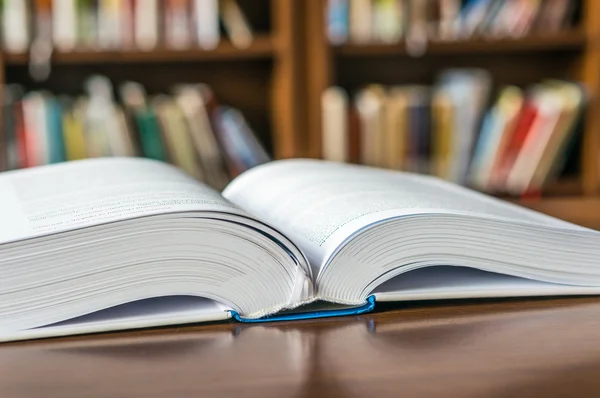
[
  {"xmin": 303, "ymin": 0, "xmax": 600, "ymax": 228},
  {"xmin": 0, "ymin": 0, "xmax": 304, "ymax": 161},
  {"xmin": 0, "ymin": 1, "xmax": 599, "ymax": 228}
]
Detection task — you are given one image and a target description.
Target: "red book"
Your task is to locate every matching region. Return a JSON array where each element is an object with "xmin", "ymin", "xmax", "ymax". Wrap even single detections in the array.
[{"xmin": 491, "ymin": 100, "xmax": 538, "ymax": 190}]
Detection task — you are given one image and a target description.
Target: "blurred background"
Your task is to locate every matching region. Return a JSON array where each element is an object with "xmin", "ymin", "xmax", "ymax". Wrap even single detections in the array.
[{"xmin": 0, "ymin": 0, "xmax": 598, "ymax": 228}]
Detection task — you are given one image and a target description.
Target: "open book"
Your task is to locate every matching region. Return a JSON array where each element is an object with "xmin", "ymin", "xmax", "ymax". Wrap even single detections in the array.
[{"xmin": 1, "ymin": 158, "xmax": 599, "ymax": 342}]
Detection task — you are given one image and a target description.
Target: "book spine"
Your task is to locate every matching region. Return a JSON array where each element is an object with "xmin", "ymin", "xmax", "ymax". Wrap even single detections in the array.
[
  {"xmin": 349, "ymin": 0, "xmax": 372, "ymax": 43},
  {"xmin": 372, "ymin": 0, "xmax": 403, "ymax": 44},
  {"xmin": 326, "ymin": 0, "xmax": 349, "ymax": 45},
  {"xmin": 321, "ymin": 87, "xmax": 349, "ymax": 162},
  {"xmin": 134, "ymin": 0, "xmax": 158, "ymax": 50},
  {"xmin": 53, "ymin": 0, "xmax": 77, "ymax": 51},
  {"xmin": 193, "ymin": 0, "xmax": 220, "ymax": 49},
  {"xmin": 45, "ymin": 96, "xmax": 67, "ymax": 164},
  {"xmin": 491, "ymin": 99, "xmax": 538, "ymax": 190},
  {"xmin": 121, "ymin": 0, "xmax": 135, "ymax": 49},
  {"xmin": 220, "ymin": 0, "xmax": 253, "ymax": 48},
  {"xmin": 3, "ymin": 0, "xmax": 31, "ymax": 53},
  {"xmin": 76, "ymin": 0, "xmax": 98, "ymax": 49},
  {"xmin": 165, "ymin": 0, "xmax": 192, "ymax": 49},
  {"xmin": 98, "ymin": 0, "xmax": 122, "ymax": 49},
  {"xmin": 432, "ymin": 89, "xmax": 454, "ymax": 179}
]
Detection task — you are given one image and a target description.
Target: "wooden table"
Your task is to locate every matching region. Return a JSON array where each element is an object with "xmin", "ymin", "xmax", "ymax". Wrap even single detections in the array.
[{"xmin": 3, "ymin": 297, "xmax": 600, "ymax": 397}]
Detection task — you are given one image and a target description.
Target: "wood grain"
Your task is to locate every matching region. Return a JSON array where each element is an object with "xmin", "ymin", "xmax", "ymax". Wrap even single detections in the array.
[
  {"xmin": 578, "ymin": 0, "xmax": 600, "ymax": 195},
  {"xmin": 271, "ymin": 0, "xmax": 305, "ymax": 159},
  {"xmin": 304, "ymin": 0, "xmax": 332, "ymax": 159},
  {"xmin": 4, "ymin": 297, "xmax": 600, "ymax": 397}
]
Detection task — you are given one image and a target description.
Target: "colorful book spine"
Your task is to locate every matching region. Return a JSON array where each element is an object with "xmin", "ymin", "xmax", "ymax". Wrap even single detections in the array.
[{"xmin": 327, "ymin": 0, "xmax": 349, "ymax": 45}]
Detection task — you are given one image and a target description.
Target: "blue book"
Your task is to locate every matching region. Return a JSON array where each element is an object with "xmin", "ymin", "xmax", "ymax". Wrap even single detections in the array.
[
  {"xmin": 327, "ymin": 0, "xmax": 349, "ymax": 45},
  {"xmin": 213, "ymin": 106, "xmax": 270, "ymax": 173},
  {"xmin": 44, "ymin": 94, "xmax": 67, "ymax": 164}
]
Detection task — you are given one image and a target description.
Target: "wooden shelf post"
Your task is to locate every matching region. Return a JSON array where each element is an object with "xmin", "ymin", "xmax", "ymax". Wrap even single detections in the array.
[
  {"xmin": 579, "ymin": 0, "xmax": 600, "ymax": 196},
  {"xmin": 271, "ymin": 0, "xmax": 305, "ymax": 159},
  {"xmin": 304, "ymin": 0, "xmax": 333, "ymax": 159}
]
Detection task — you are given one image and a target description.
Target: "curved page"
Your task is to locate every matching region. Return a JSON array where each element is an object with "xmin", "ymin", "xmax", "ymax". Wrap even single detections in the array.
[{"xmin": 223, "ymin": 159, "xmax": 588, "ymax": 275}]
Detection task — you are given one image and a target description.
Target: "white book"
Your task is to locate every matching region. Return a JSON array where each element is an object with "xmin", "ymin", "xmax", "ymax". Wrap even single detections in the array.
[
  {"xmin": 355, "ymin": 86, "xmax": 386, "ymax": 167},
  {"xmin": 349, "ymin": 0, "xmax": 372, "ymax": 43},
  {"xmin": 52, "ymin": 0, "xmax": 77, "ymax": 51},
  {"xmin": 1, "ymin": 158, "xmax": 600, "ymax": 342},
  {"xmin": 194, "ymin": 0, "xmax": 220, "ymax": 49},
  {"xmin": 97, "ymin": 0, "xmax": 123, "ymax": 49},
  {"xmin": 321, "ymin": 87, "xmax": 349, "ymax": 163},
  {"xmin": 3, "ymin": 0, "xmax": 30, "ymax": 53},
  {"xmin": 134, "ymin": 0, "xmax": 159, "ymax": 51}
]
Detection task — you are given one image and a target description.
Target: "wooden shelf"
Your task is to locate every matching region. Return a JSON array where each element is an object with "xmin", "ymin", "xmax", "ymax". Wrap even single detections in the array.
[
  {"xmin": 334, "ymin": 30, "xmax": 586, "ymax": 57},
  {"xmin": 3, "ymin": 36, "xmax": 274, "ymax": 65},
  {"xmin": 515, "ymin": 197, "xmax": 600, "ymax": 230}
]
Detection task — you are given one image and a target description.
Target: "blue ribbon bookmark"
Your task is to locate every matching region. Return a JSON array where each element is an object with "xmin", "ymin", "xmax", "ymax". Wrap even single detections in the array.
[{"xmin": 230, "ymin": 295, "xmax": 376, "ymax": 323}]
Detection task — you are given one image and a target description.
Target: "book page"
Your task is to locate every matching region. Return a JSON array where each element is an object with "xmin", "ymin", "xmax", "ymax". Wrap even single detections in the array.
[
  {"xmin": 0, "ymin": 157, "xmax": 244, "ymax": 244},
  {"xmin": 223, "ymin": 159, "xmax": 585, "ymax": 272}
]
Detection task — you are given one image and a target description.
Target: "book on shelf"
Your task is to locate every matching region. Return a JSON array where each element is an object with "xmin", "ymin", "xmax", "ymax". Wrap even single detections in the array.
[
  {"xmin": 326, "ymin": 0, "xmax": 578, "ymax": 45},
  {"xmin": 1, "ymin": 157, "xmax": 600, "ymax": 342},
  {"xmin": 0, "ymin": 0, "xmax": 254, "ymax": 54},
  {"xmin": 321, "ymin": 70, "xmax": 584, "ymax": 195},
  {"xmin": 0, "ymin": 76, "xmax": 270, "ymax": 190},
  {"xmin": 194, "ymin": 0, "xmax": 220, "ymax": 50},
  {"xmin": 322, "ymin": 86, "xmax": 349, "ymax": 163}
]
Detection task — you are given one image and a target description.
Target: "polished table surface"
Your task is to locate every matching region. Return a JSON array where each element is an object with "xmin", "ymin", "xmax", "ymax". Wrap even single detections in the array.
[{"xmin": 3, "ymin": 297, "xmax": 600, "ymax": 397}]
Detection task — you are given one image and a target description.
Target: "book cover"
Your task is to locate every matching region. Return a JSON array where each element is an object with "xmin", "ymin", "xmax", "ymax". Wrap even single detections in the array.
[
  {"xmin": 506, "ymin": 86, "xmax": 563, "ymax": 194},
  {"xmin": 135, "ymin": 109, "xmax": 167, "ymax": 162},
  {"xmin": 431, "ymin": 88, "xmax": 454, "ymax": 179},
  {"xmin": 153, "ymin": 95, "xmax": 204, "ymax": 180},
  {"xmin": 76, "ymin": 0, "xmax": 98, "ymax": 48},
  {"xmin": 134, "ymin": 0, "xmax": 159, "ymax": 50},
  {"xmin": 385, "ymin": 87, "xmax": 409, "ymax": 170},
  {"xmin": 373, "ymin": 0, "xmax": 403, "ymax": 44},
  {"xmin": 193, "ymin": 0, "xmax": 220, "ymax": 49},
  {"xmin": 165, "ymin": 0, "xmax": 193, "ymax": 49},
  {"xmin": 349, "ymin": 0, "xmax": 372, "ymax": 43},
  {"xmin": 98, "ymin": 0, "xmax": 123, "ymax": 49},
  {"xmin": 220, "ymin": 0, "xmax": 253, "ymax": 48},
  {"xmin": 2, "ymin": 85, "xmax": 25, "ymax": 171},
  {"xmin": 53, "ymin": 0, "xmax": 77, "ymax": 51},
  {"xmin": 3, "ymin": 0, "xmax": 31, "ymax": 53},
  {"xmin": 321, "ymin": 86, "xmax": 349, "ymax": 163},
  {"xmin": 327, "ymin": 0, "xmax": 349, "ymax": 45},
  {"xmin": 490, "ymin": 95, "xmax": 539, "ymax": 191},
  {"xmin": 355, "ymin": 85, "xmax": 387, "ymax": 167},
  {"xmin": 61, "ymin": 97, "xmax": 88, "ymax": 161},
  {"xmin": 44, "ymin": 94, "xmax": 67, "ymax": 164}
]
